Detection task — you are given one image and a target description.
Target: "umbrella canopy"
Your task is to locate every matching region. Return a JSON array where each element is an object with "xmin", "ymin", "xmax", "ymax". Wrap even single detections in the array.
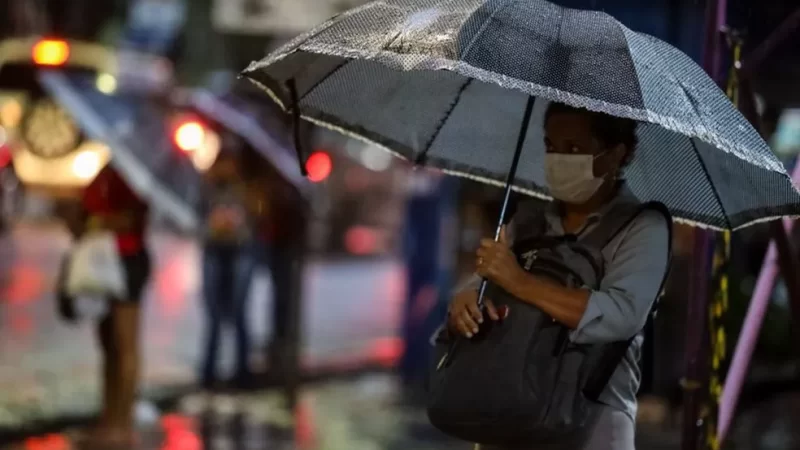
[
  {"xmin": 40, "ymin": 71, "xmax": 201, "ymax": 231},
  {"xmin": 188, "ymin": 88, "xmax": 311, "ymax": 198},
  {"xmin": 242, "ymin": 0, "xmax": 800, "ymax": 231}
]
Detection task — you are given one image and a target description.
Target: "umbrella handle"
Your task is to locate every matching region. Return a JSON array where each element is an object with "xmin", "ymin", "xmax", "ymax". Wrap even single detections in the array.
[
  {"xmin": 438, "ymin": 96, "xmax": 537, "ymax": 372},
  {"xmin": 287, "ymin": 79, "xmax": 308, "ymax": 176},
  {"xmin": 476, "ymin": 95, "xmax": 537, "ymax": 309}
]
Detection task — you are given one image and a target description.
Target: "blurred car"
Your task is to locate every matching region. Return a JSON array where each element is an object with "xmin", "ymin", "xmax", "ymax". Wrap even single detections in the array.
[
  {"xmin": 0, "ymin": 35, "xmax": 205, "ymax": 227},
  {"xmin": 0, "ymin": 38, "xmax": 118, "ymax": 198}
]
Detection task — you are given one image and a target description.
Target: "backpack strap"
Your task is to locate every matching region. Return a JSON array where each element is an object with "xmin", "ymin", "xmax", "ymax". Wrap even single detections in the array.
[
  {"xmin": 508, "ymin": 200, "xmax": 548, "ymax": 247},
  {"xmin": 579, "ymin": 202, "xmax": 644, "ymax": 252},
  {"xmin": 582, "ymin": 201, "xmax": 673, "ymax": 402}
]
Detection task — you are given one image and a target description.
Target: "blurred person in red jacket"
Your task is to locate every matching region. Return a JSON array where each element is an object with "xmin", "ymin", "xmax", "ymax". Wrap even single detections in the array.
[{"xmin": 81, "ymin": 164, "xmax": 151, "ymax": 445}]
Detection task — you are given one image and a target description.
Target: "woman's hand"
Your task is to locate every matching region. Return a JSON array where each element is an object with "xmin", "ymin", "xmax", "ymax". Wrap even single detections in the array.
[
  {"xmin": 447, "ymin": 289, "xmax": 506, "ymax": 338},
  {"xmin": 475, "ymin": 226, "xmax": 526, "ymax": 294}
]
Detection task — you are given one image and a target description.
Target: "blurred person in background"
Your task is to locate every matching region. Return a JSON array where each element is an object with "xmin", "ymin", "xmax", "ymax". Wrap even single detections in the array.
[
  {"xmin": 81, "ymin": 164, "xmax": 151, "ymax": 445},
  {"xmin": 199, "ymin": 133, "xmax": 265, "ymax": 392},
  {"xmin": 260, "ymin": 174, "xmax": 306, "ymax": 378},
  {"xmin": 400, "ymin": 172, "xmax": 458, "ymax": 401}
]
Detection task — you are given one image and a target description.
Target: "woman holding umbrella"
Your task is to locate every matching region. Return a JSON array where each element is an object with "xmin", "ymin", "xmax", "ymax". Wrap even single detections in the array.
[
  {"xmin": 241, "ymin": 0, "xmax": 800, "ymax": 448},
  {"xmin": 449, "ymin": 102, "xmax": 671, "ymax": 449}
]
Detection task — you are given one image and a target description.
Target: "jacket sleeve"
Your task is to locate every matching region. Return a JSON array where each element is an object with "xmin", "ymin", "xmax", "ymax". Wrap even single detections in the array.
[{"xmin": 569, "ymin": 210, "xmax": 670, "ymax": 344}]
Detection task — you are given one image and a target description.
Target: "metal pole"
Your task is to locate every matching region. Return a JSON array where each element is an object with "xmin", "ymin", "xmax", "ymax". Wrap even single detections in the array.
[
  {"xmin": 736, "ymin": 75, "xmax": 800, "ymax": 354},
  {"xmin": 681, "ymin": 231, "xmax": 713, "ymax": 450},
  {"xmin": 283, "ymin": 79, "xmax": 312, "ymax": 411},
  {"xmin": 682, "ymin": 0, "xmax": 727, "ymax": 448},
  {"xmin": 718, "ymin": 159, "xmax": 800, "ymax": 442},
  {"xmin": 717, "ymin": 43, "xmax": 800, "ymax": 441},
  {"xmin": 284, "ymin": 222, "xmax": 307, "ymax": 410}
]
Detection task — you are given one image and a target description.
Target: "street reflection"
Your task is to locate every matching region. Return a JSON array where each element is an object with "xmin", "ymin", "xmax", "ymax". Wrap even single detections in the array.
[
  {"xmin": 0, "ymin": 224, "xmax": 404, "ymax": 431},
  {"xmin": 3, "ymin": 373, "xmax": 800, "ymax": 449},
  {"xmin": 160, "ymin": 415, "xmax": 201, "ymax": 450},
  {"xmin": 22, "ymin": 434, "xmax": 70, "ymax": 450}
]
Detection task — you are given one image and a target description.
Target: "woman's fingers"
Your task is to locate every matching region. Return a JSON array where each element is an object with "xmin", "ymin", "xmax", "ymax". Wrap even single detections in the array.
[
  {"xmin": 455, "ymin": 315, "xmax": 476, "ymax": 338},
  {"xmin": 449, "ymin": 306, "xmax": 479, "ymax": 338},
  {"xmin": 460, "ymin": 310, "xmax": 480, "ymax": 335},
  {"xmin": 466, "ymin": 299, "xmax": 484, "ymax": 324},
  {"xmin": 476, "ymin": 243, "xmax": 500, "ymax": 259}
]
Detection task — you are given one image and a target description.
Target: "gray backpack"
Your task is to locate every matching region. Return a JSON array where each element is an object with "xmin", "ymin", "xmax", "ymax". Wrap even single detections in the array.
[{"xmin": 427, "ymin": 201, "xmax": 672, "ymax": 448}]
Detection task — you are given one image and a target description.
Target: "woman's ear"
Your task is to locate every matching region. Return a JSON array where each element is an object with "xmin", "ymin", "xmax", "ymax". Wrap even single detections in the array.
[
  {"xmin": 597, "ymin": 144, "xmax": 627, "ymax": 179},
  {"xmin": 612, "ymin": 143, "xmax": 628, "ymax": 167}
]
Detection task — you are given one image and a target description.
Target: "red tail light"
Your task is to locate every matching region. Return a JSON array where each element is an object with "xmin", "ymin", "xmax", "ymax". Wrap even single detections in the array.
[
  {"xmin": 305, "ymin": 151, "xmax": 332, "ymax": 182},
  {"xmin": 32, "ymin": 39, "xmax": 70, "ymax": 66}
]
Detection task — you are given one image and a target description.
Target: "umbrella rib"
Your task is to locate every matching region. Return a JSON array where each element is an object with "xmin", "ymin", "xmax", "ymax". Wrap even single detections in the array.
[
  {"xmin": 458, "ymin": 0, "xmax": 518, "ymax": 59},
  {"xmin": 297, "ymin": 58, "xmax": 353, "ymax": 105},
  {"xmin": 678, "ymin": 81, "xmax": 732, "ymax": 229},
  {"xmin": 690, "ymin": 138, "xmax": 732, "ymax": 230},
  {"xmin": 415, "ymin": 77, "xmax": 473, "ymax": 165}
]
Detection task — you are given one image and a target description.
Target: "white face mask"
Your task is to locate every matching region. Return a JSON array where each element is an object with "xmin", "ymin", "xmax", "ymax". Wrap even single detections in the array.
[{"xmin": 545, "ymin": 153, "xmax": 606, "ymax": 203}]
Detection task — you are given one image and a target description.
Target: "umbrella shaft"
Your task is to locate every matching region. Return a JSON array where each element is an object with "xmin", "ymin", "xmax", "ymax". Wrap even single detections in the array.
[
  {"xmin": 287, "ymin": 79, "xmax": 308, "ymax": 176},
  {"xmin": 477, "ymin": 95, "xmax": 537, "ymax": 308}
]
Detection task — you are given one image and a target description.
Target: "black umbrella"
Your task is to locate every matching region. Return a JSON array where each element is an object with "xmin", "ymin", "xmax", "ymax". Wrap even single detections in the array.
[
  {"xmin": 242, "ymin": 0, "xmax": 800, "ymax": 231},
  {"xmin": 39, "ymin": 71, "xmax": 201, "ymax": 231}
]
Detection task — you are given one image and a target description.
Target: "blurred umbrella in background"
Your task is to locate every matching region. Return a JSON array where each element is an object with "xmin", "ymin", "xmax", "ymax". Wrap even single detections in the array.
[
  {"xmin": 39, "ymin": 71, "xmax": 201, "ymax": 231},
  {"xmin": 242, "ymin": 0, "xmax": 800, "ymax": 231},
  {"xmin": 187, "ymin": 84, "xmax": 311, "ymax": 197}
]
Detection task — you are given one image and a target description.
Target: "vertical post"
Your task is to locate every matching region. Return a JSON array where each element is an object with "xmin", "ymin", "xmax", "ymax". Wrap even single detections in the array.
[
  {"xmin": 717, "ymin": 61, "xmax": 800, "ymax": 443},
  {"xmin": 718, "ymin": 158, "xmax": 800, "ymax": 442},
  {"xmin": 771, "ymin": 220, "xmax": 800, "ymax": 350},
  {"xmin": 682, "ymin": 0, "xmax": 727, "ymax": 449},
  {"xmin": 284, "ymin": 218, "xmax": 306, "ymax": 410},
  {"xmin": 681, "ymin": 231, "xmax": 714, "ymax": 450},
  {"xmin": 737, "ymin": 76, "xmax": 800, "ymax": 352},
  {"xmin": 283, "ymin": 80, "xmax": 311, "ymax": 411}
]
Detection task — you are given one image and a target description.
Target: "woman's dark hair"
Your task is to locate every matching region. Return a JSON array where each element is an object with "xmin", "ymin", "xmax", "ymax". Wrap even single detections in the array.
[{"xmin": 544, "ymin": 103, "xmax": 639, "ymax": 166}]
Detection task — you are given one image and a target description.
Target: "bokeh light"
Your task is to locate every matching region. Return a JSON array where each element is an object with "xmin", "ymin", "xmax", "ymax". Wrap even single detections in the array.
[{"xmin": 305, "ymin": 151, "xmax": 332, "ymax": 182}]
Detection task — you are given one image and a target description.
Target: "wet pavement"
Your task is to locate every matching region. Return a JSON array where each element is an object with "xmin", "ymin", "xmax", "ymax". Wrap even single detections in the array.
[
  {"xmin": 4, "ymin": 373, "xmax": 800, "ymax": 450},
  {"xmin": 3, "ymin": 224, "xmax": 800, "ymax": 449},
  {"xmin": 0, "ymin": 223, "xmax": 405, "ymax": 430}
]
